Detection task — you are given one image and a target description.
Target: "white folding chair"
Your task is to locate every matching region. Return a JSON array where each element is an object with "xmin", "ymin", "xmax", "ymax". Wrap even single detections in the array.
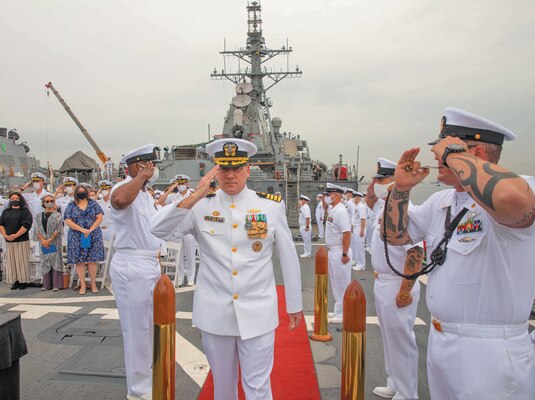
[{"xmin": 160, "ymin": 241, "xmax": 182, "ymax": 288}]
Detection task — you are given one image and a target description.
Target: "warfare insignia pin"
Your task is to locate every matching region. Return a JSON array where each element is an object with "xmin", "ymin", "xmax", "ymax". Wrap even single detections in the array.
[{"xmin": 252, "ymin": 241, "xmax": 263, "ymax": 252}]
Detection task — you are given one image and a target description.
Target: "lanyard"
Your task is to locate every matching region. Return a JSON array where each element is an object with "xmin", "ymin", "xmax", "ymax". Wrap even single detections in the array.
[{"xmin": 381, "ymin": 192, "xmax": 469, "ymax": 281}]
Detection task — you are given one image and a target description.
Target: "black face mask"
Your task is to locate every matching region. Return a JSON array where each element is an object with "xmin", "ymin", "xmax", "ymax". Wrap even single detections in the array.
[
  {"xmin": 10, "ymin": 200, "xmax": 21, "ymax": 207},
  {"xmin": 173, "ymin": 188, "xmax": 179, "ymax": 193},
  {"xmin": 76, "ymin": 192, "xmax": 88, "ymax": 200}
]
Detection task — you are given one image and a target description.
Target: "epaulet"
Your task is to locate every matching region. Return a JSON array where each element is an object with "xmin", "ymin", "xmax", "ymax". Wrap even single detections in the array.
[
  {"xmin": 206, "ymin": 193, "xmax": 216, "ymax": 198},
  {"xmin": 256, "ymin": 192, "xmax": 282, "ymax": 202}
]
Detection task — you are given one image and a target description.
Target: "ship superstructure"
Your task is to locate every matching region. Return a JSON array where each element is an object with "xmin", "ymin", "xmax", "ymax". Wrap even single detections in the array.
[{"xmin": 157, "ymin": 1, "xmax": 357, "ymax": 226}]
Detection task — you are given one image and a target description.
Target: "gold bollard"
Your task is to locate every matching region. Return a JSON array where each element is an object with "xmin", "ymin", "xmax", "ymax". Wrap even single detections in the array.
[
  {"xmin": 152, "ymin": 274, "xmax": 176, "ymax": 400},
  {"xmin": 310, "ymin": 246, "xmax": 332, "ymax": 342},
  {"xmin": 341, "ymin": 280, "xmax": 366, "ymax": 400}
]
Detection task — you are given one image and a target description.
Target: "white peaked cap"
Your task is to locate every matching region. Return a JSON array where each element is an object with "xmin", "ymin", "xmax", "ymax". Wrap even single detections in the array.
[
  {"xmin": 372, "ymin": 158, "xmax": 397, "ymax": 178},
  {"xmin": 324, "ymin": 183, "xmax": 345, "ymax": 194},
  {"xmin": 429, "ymin": 107, "xmax": 516, "ymax": 145},
  {"xmin": 121, "ymin": 143, "xmax": 160, "ymax": 164},
  {"xmin": 300, "ymin": 195, "xmax": 310, "ymax": 201},
  {"xmin": 63, "ymin": 177, "xmax": 79, "ymax": 185},
  {"xmin": 31, "ymin": 172, "xmax": 46, "ymax": 181}
]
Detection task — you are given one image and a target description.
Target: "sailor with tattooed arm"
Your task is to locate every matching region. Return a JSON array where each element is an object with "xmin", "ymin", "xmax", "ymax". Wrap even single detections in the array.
[{"xmin": 385, "ymin": 107, "xmax": 535, "ymax": 399}]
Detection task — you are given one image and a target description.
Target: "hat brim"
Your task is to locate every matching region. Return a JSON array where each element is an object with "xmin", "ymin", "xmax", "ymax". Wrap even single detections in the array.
[{"xmin": 372, "ymin": 173, "xmax": 387, "ymax": 179}]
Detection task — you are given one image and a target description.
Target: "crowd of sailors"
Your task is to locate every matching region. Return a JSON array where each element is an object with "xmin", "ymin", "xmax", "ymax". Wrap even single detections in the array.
[{"xmin": 0, "ymin": 106, "xmax": 534, "ymax": 400}]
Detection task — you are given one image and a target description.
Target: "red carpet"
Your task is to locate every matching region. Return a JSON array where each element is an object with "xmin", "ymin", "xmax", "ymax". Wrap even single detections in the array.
[{"xmin": 198, "ymin": 286, "xmax": 321, "ymax": 399}]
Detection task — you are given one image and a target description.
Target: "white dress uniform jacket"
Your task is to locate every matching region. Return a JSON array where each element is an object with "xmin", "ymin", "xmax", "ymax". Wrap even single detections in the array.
[
  {"xmin": 371, "ymin": 201, "xmax": 421, "ymax": 400},
  {"xmin": 299, "ymin": 202, "xmax": 312, "ymax": 257},
  {"xmin": 97, "ymin": 198, "xmax": 114, "ymax": 242},
  {"xmin": 109, "ymin": 176, "xmax": 162, "ymax": 398},
  {"xmin": 23, "ymin": 189, "xmax": 51, "ymax": 218},
  {"xmin": 408, "ymin": 186, "xmax": 535, "ymax": 399},
  {"xmin": 150, "ymin": 187, "xmax": 303, "ymax": 340},
  {"xmin": 325, "ymin": 202, "xmax": 352, "ymax": 319}
]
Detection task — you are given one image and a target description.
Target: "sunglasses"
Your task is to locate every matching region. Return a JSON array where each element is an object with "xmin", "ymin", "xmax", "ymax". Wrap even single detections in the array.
[{"xmin": 44, "ymin": 200, "xmax": 54, "ymax": 204}]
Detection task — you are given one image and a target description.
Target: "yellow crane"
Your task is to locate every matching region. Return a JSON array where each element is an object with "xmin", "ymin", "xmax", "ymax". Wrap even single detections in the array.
[{"xmin": 45, "ymin": 82, "xmax": 108, "ymax": 165}]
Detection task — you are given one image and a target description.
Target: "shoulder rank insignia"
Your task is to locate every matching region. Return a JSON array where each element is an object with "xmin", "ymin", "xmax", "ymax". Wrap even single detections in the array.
[
  {"xmin": 256, "ymin": 192, "xmax": 282, "ymax": 202},
  {"xmin": 206, "ymin": 193, "xmax": 216, "ymax": 198}
]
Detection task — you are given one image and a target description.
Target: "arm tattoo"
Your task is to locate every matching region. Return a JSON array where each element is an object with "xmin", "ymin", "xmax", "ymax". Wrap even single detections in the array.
[
  {"xmin": 451, "ymin": 158, "xmax": 518, "ymax": 211},
  {"xmin": 511, "ymin": 198, "xmax": 535, "ymax": 227}
]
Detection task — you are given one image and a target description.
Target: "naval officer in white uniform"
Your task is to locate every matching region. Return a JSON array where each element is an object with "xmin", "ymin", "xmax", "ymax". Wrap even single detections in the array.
[
  {"xmin": 96, "ymin": 180, "xmax": 115, "ymax": 242},
  {"xmin": 21, "ymin": 172, "xmax": 51, "ymax": 218},
  {"xmin": 350, "ymin": 191, "xmax": 367, "ymax": 270},
  {"xmin": 109, "ymin": 144, "xmax": 162, "ymax": 400},
  {"xmin": 315, "ymin": 194, "xmax": 326, "ymax": 239},
  {"xmin": 151, "ymin": 138, "xmax": 303, "ymax": 400},
  {"xmin": 385, "ymin": 108, "xmax": 535, "ymax": 399},
  {"xmin": 324, "ymin": 183, "xmax": 352, "ymax": 324},
  {"xmin": 299, "ymin": 194, "xmax": 312, "ymax": 258},
  {"xmin": 367, "ymin": 158, "xmax": 423, "ymax": 400},
  {"xmin": 167, "ymin": 174, "xmax": 198, "ymax": 286}
]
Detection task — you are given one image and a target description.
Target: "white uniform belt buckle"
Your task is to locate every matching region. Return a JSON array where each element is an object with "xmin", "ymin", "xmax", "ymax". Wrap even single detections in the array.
[{"xmin": 432, "ymin": 318, "xmax": 443, "ymax": 332}]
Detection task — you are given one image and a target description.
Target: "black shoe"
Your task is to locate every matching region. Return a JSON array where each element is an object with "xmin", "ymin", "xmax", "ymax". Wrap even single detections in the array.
[
  {"xmin": 18, "ymin": 283, "xmax": 27, "ymax": 290},
  {"xmin": 11, "ymin": 281, "xmax": 20, "ymax": 290}
]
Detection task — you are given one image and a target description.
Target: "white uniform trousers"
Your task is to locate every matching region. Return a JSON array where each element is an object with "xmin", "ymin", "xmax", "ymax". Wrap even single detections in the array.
[
  {"xmin": 365, "ymin": 218, "xmax": 374, "ymax": 249},
  {"xmin": 350, "ymin": 225, "xmax": 366, "ymax": 267},
  {"xmin": 374, "ymin": 274, "xmax": 420, "ymax": 400},
  {"xmin": 110, "ymin": 251, "xmax": 161, "ymax": 398},
  {"xmin": 316, "ymin": 215, "xmax": 325, "ymax": 239},
  {"xmin": 328, "ymin": 247, "xmax": 352, "ymax": 318},
  {"xmin": 427, "ymin": 321, "xmax": 535, "ymax": 400},
  {"xmin": 178, "ymin": 234, "xmax": 197, "ymax": 283},
  {"xmin": 201, "ymin": 330, "xmax": 275, "ymax": 400},
  {"xmin": 299, "ymin": 225, "xmax": 312, "ymax": 256}
]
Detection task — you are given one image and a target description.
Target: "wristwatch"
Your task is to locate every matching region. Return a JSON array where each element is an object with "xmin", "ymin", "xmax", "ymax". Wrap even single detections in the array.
[
  {"xmin": 442, "ymin": 144, "xmax": 466, "ymax": 168},
  {"xmin": 342, "ymin": 253, "xmax": 348, "ymax": 257}
]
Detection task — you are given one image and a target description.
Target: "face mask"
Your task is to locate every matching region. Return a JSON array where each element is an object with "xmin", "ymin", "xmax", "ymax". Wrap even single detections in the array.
[
  {"xmin": 178, "ymin": 185, "xmax": 187, "ymax": 193},
  {"xmin": 148, "ymin": 167, "xmax": 160, "ymax": 184},
  {"xmin": 101, "ymin": 190, "xmax": 109, "ymax": 197},
  {"xmin": 33, "ymin": 182, "xmax": 42, "ymax": 190},
  {"xmin": 65, "ymin": 186, "xmax": 74, "ymax": 194},
  {"xmin": 44, "ymin": 202, "xmax": 54, "ymax": 209},
  {"xmin": 374, "ymin": 181, "xmax": 394, "ymax": 199},
  {"xmin": 324, "ymin": 196, "xmax": 332, "ymax": 205},
  {"xmin": 10, "ymin": 200, "xmax": 21, "ymax": 207},
  {"xmin": 76, "ymin": 192, "xmax": 88, "ymax": 200}
]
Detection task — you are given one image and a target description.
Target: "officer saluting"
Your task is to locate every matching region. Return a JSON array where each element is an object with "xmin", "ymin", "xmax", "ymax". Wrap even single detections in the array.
[
  {"xmin": 385, "ymin": 108, "xmax": 535, "ymax": 399},
  {"xmin": 151, "ymin": 138, "xmax": 303, "ymax": 400},
  {"xmin": 109, "ymin": 144, "xmax": 162, "ymax": 400}
]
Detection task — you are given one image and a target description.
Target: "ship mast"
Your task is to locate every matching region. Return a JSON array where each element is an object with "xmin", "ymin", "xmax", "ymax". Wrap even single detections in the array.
[{"xmin": 210, "ymin": 1, "xmax": 302, "ymax": 135}]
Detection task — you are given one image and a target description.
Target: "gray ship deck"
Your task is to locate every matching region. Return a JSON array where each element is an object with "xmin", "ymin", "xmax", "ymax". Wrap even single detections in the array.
[{"xmin": 1, "ymin": 242, "xmax": 533, "ymax": 400}]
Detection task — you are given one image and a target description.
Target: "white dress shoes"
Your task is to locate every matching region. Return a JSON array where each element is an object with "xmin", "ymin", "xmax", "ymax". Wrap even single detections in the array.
[{"xmin": 372, "ymin": 386, "xmax": 397, "ymax": 399}]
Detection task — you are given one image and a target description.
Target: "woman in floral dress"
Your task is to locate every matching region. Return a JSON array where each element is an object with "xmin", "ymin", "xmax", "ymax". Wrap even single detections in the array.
[{"xmin": 64, "ymin": 185, "xmax": 104, "ymax": 294}]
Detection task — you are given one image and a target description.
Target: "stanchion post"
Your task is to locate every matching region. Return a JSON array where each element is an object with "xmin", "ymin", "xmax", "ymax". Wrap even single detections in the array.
[
  {"xmin": 310, "ymin": 246, "xmax": 332, "ymax": 342},
  {"xmin": 341, "ymin": 280, "xmax": 366, "ymax": 400},
  {"xmin": 152, "ymin": 274, "xmax": 176, "ymax": 400}
]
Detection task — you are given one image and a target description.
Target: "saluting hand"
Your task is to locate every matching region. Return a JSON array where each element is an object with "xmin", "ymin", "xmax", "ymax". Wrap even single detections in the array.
[
  {"xmin": 137, "ymin": 163, "xmax": 156, "ymax": 182},
  {"xmin": 177, "ymin": 166, "xmax": 220, "ymax": 209},
  {"xmin": 394, "ymin": 148, "xmax": 430, "ymax": 192}
]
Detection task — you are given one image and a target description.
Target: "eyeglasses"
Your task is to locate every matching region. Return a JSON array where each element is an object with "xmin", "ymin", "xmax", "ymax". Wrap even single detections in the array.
[{"xmin": 44, "ymin": 200, "xmax": 54, "ymax": 204}]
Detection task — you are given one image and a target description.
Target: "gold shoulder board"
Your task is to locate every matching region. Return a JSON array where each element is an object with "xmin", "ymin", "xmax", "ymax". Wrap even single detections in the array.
[
  {"xmin": 206, "ymin": 193, "xmax": 216, "ymax": 198},
  {"xmin": 256, "ymin": 192, "xmax": 281, "ymax": 202}
]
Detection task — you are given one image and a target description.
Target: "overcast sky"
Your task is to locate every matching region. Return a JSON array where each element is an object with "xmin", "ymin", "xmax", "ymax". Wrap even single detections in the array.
[{"xmin": 1, "ymin": 0, "xmax": 534, "ymax": 179}]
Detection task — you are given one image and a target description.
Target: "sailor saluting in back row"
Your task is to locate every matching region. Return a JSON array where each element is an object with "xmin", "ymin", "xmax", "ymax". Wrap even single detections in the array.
[
  {"xmin": 385, "ymin": 107, "xmax": 535, "ymax": 399},
  {"xmin": 151, "ymin": 138, "xmax": 303, "ymax": 400}
]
